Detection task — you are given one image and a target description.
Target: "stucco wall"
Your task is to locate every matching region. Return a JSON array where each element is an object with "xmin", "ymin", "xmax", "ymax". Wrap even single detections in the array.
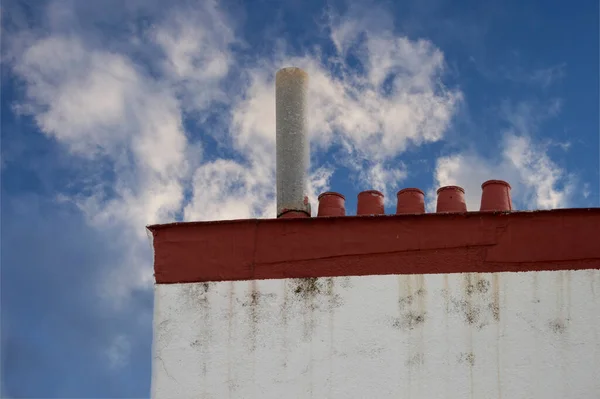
[{"xmin": 152, "ymin": 270, "xmax": 600, "ymax": 399}]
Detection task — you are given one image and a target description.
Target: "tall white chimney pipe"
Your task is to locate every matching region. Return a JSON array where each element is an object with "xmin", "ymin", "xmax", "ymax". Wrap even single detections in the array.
[{"xmin": 276, "ymin": 67, "xmax": 310, "ymax": 217}]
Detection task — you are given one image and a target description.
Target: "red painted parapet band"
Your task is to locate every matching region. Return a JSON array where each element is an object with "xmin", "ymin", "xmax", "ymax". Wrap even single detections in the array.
[{"xmin": 149, "ymin": 208, "xmax": 600, "ymax": 284}]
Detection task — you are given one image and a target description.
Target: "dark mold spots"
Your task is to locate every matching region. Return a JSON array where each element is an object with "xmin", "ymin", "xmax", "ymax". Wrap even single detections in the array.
[
  {"xmin": 244, "ymin": 290, "xmax": 260, "ymax": 326},
  {"xmin": 409, "ymin": 312, "xmax": 426, "ymax": 326},
  {"xmin": 398, "ymin": 295, "xmax": 414, "ymax": 308},
  {"xmin": 548, "ymin": 318, "xmax": 569, "ymax": 334},
  {"xmin": 191, "ymin": 339, "xmax": 201, "ymax": 348},
  {"xmin": 293, "ymin": 277, "xmax": 322, "ymax": 298},
  {"xmin": 357, "ymin": 343, "xmax": 386, "ymax": 359},
  {"xmin": 339, "ymin": 277, "xmax": 352, "ymax": 289},
  {"xmin": 406, "ymin": 353, "xmax": 424, "ymax": 366},
  {"xmin": 285, "ymin": 277, "xmax": 344, "ymax": 341},
  {"xmin": 445, "ymin": 289, "xmax": 498, "ymax": 327},
  {"xmin": 244, "ymin": 283, "xmax": 262, "ymax": 352},
  {"xmin": 289, "ymin": 277, "xmax": 343, "ymax": 311},
  {"xmin": 182, "ymin": 282, "xmax": 212, "ymax": 308},
  {"xmin": 239, "ymin": 290, "xmax": 276, "ymax": 309},
  {"xmin": 466, "ymin": 279, "xmax": 490, "ymax": 296},
  {"xmin": 458, "ymin": 352, "xmax": 475, "ymax": 366},
  {"xmin": 466, "ymin": 284, "xmax": 475, "ymax": 296},
  {"xmin": 398, "ymin": 287, "xmax": 426, "ymax": 309},
  {"xmin": 464, "ymin": 308, "xmax": 481, "ymax": 325},
  {"xmin": 448, "ymin": 297, "xmax": 480, "ymax": 325},
  {"xmin": 325, "ymin": 278, "xmax": 343, "ymax": 309},
  {"xmin": 476, "ymin": 279, "xmax": 490, "ymax": 294},
  {"xmin": 391, "ymin": 311, "xmax": 426, "ymax": 330},
  {"xmin": 488, "ymin": 302, "xmax": 500, "ymax": 322},
  {"xmin": 241, "ymin": 290, "xmax": 260, "ymax": 307}
]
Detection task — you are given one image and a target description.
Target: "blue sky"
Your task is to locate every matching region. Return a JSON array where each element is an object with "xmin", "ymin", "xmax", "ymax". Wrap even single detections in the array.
[{"xmin": 1, "ymin": 0, "xmax": 598, "ymax": 396}]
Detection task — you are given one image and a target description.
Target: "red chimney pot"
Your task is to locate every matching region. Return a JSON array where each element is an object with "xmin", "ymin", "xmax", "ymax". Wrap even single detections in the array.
[
  {"xmin": 317, "ymin": 192, "xmax": 346, "ymax": 217},
  {"xmin": 357, "ymin": 190, "xmax": 385, "ymax": 215},
  {"xmin": 436, "ymin": 185, "xmax": 467, "ymax": 213},
  {"xmin": 480, "ymin": 180, "xmax": 513, "ymax": 211},
  {"xmin": 396, "ymin": 188, "xmax": 425, "ymax": 214}
]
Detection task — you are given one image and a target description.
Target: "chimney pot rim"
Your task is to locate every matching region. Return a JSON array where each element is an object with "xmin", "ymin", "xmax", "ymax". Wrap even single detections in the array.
[
  {"xmin": 397, "ymin": 188, "xmax": 425, "ymax": 196},
  {"xmin": 276, "ymin": 67, "xmax": 308, "ymax": 78},
  {"xmin": 318, "ymin": 191, "xmax": 345, "ymax": 200},
  {"xmin": 482, "ymin": 179, "xmax": 511, "ymax": 189},
  {"xmin": 436, "ymin": 185, "xmax": 465, "ymax": 194},
  {"xmin": 358, "ymin": 190, "xmax": 384, "ymax": 198}
]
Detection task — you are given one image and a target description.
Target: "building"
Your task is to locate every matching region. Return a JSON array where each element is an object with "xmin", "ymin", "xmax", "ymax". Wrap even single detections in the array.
[{"xmin": 148, "ymin": 68, "xmax": 600, "ymax": 398}]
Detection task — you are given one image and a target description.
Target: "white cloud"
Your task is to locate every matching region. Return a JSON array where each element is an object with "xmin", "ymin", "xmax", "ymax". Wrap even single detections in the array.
[
  {"xmin": 528, "ymin": 64, "xmax": 566, "ymax": 88},
  {"xmin": 431, "ymin": 96, "xmax": 577, "ymax": 211},
  {"xmin": 228, "ymin": 18, "xmax": 461, "ymax": 201},
  {"xmin": 9, "ymin": 3, "xmax": 461, "ymax": 302},
  {"xmin": 106, "ymin": 335, "xmax": 131, "ymax": 369},
  {"xmin": 431, "ymin": 153, "xmax": 494, "ymax": 211},
  {"xmin": 184, "ymin": 159, "xmax": 270, "ymax": 221},
  {"xmin": 153, "ymin": 2, "xmax": 235, "ymax": 111},
  {"xmin": 432, "ymin": 134, "xmax": 575, "ymax": 211},
  {"xmin": 503, "ymin": 134, "xmax": 574, "ymax": 209},
  {"xmin": 14, "ymin": 35, "xmax": 190, "ymax": 232},
  {"xmin": 301, "ymin": 33, "xmax": 461, "ymax": 161},
  {"xmin": 5, "ymin": 1, "xmax": 585, "ymax": 375}
]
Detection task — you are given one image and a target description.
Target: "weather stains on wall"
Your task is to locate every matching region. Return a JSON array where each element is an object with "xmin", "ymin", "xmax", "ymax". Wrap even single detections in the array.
[
  {"xmin": 442, "ymin": 274, "xmax": 500, "ymax": 330},
  {"xmin": 458, "ymin": 352, "xmax": 475, "ymax": 366},
  {"xmin": 286, "ymin": 277, "xmax": 344, "ymax": 340},
  {"xmin": 152, "ymin": 269, "xmax": 600, "ymax": 399}
]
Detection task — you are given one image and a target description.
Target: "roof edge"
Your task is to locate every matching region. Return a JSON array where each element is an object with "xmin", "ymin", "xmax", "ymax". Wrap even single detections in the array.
[
  {"xmin": 151, "ymin": 208, "xmax": 600, "ymax": 284},
  {"xmin": 146, "ymin": 208, "xmax": 600, "ymax": 231}
]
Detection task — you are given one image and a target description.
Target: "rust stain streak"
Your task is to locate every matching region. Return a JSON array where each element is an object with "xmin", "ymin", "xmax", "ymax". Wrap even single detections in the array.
[
  {"xmin": 281, "ymin": 279, "xmax": 289, "ymax": 369},
  {"xmin": 492, "ymin": 273, "xmax": 502, "ymax": 399},
  {"xmin": 227, "ymin": 282, "xmax": 235, "ymax": 398},
  {"xmin": 327, "ymin": 277, "xmax": 335, "ymax": 399}
]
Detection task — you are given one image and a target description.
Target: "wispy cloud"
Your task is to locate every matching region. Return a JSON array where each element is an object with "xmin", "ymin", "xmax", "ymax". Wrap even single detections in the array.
[
  {"xmin": 5, "ymin": 0, "xmax": 462, "ymax": 308},
  {"xmin": 2, "ymin": 1, "xmax": 585, "ymax": 391},
  {"xmin": 431, "ymin": 100, "xmax": 576, "ymax": 210},
  {"xmin": 469, "ymin": 56, "xmax": 566, "ymax": 89}
]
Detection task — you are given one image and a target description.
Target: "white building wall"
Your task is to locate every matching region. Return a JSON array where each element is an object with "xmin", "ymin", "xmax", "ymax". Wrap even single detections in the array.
[{"xmin": 152, "ymin": 270, "xmax": 600, "ymax": 399}]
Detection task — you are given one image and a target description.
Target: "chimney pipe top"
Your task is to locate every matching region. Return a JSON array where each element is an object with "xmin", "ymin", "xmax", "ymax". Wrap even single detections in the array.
[
  {"xmin": 482, "ymin": 180, "xmax": 511, "ymax": 189},
  {"xmin": 437, "ymin": 185, "xmax": 465, "ymax": 195},
  {"xmin": 397, "ymin": 188, "xmax": 425, "ymax": 196},
  {"xmin": 276, "ymin": 67, "xmax": 309, "ymax": 79},
  {"xmin": 318, "ymin": 191, "xmax": 345, "ymax": 200}
]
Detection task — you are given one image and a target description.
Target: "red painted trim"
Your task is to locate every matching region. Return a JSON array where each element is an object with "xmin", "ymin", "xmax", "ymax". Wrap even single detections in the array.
[{"xmin": 148, "ymin": 209, "xmax": 600, "ymax": 284}]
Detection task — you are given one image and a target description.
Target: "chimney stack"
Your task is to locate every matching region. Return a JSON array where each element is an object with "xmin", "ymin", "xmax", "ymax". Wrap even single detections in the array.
[{"xmin": 276, "ymin": 67, "xmax": 310, "ymax": 218}]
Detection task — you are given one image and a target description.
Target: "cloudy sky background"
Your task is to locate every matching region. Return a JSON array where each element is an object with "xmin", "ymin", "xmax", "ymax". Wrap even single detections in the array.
[{"xmin": 1, "ymin": 0, "xmax": 598, "ymax": 396}]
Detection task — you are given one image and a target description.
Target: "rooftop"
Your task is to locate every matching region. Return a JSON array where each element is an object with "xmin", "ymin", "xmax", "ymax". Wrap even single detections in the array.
[{"xmin": 149, "ymin": 67, "xmax": 600, "ymax": 284}]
